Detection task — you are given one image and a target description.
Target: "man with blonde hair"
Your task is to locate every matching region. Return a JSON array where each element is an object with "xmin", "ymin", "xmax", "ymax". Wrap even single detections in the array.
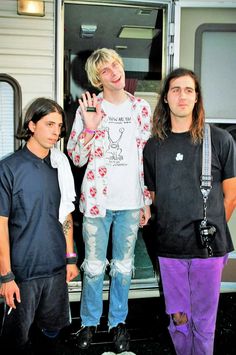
[{"xmin": 67, "ymin": 48, "xmax": 152, "ymax": 353}]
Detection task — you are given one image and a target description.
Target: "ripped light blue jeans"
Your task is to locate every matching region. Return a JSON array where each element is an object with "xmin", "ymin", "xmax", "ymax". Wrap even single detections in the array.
[{"xmin": 80, "ymin": 209, "xmax": 140, "ymax": 328}]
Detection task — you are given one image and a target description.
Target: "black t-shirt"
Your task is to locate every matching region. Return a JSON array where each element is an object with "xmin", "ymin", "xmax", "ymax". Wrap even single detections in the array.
[
  {"xmin": 0, "ymin": 146, "xmax": 66, "ymax": 281},
  {"xmin": 143, "ymin": 125, "xmax": 236, "ymax": 258}
]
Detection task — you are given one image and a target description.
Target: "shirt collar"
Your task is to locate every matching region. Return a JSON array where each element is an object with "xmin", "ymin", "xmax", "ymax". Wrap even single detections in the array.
[{"xmin": 23, "ymin": 145, "xmax": 51, "ymax": 166}]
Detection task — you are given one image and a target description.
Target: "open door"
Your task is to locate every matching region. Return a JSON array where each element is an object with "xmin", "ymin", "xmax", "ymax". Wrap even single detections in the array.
[{"xmin": 58, "ymin": 0, "xmax": 173, "ymax": 301}]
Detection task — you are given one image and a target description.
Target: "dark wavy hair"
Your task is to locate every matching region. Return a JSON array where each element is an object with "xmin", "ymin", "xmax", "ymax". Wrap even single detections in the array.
[
  {"xmin": 17, "ymin": 97, "xmax": 67, "ymax": 141},
  {"xmin": 153, "ymin": 68, "xmax": 205, "ymax": 143}
]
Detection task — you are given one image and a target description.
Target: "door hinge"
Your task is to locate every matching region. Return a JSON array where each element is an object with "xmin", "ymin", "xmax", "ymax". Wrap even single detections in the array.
[{"xmin": 168, "ymin": 43, "xmax": 175, "ymax": 56}]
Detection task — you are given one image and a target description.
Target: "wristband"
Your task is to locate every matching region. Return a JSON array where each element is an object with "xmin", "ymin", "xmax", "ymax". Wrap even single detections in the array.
[
  {"xmin": 66, "ymin": 256, "xmax": 78, "ymax": 265},
  {"xmin": 66, "ymin": 252, "xmax": 77, "ymax": 258},
  {"xmin": 0, "ymin": 271, "xmax": 15, "ymax": 283},
  {"xmin": 84, "ymin": 128, "xmax": 96, "ymax": 135}
]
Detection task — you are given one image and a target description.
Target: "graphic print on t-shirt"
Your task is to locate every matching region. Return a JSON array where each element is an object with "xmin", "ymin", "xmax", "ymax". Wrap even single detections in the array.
[
  {"xmin": 103, "ymin": 100, "xmax": 134, "ymax": 168},
  {"xmin": 105, "ymin": 127, "xmax": 124, "ymax": 162},
  {"xmin": 176, "ymin": 153, "xmax": 184, "ymax": 161},
  {"xmin": 102, "ymin": 99, "xmax": 142, "ymax": 210}
]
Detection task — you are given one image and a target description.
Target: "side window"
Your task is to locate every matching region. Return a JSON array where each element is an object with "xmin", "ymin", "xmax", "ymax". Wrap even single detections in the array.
[
  {"xmin": 0, "ymin": 74, "xmax": 22, "ymax": 159},
  {"xmin": 194, "ymin": 24, "xmax": 236, "ymax": 123}
]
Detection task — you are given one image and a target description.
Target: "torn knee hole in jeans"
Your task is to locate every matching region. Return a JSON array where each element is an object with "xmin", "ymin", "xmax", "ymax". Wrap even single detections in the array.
[
  {"xmin": 110, "ymin": 258, "xmax": 134, "ymax": 277},
  {"xmin": 172, "ymin": 312, "xmax": 188, "ymax": 326},
  {"xmin": 81, "ymin": 259, "xmax": 108, "ymax": 277}
]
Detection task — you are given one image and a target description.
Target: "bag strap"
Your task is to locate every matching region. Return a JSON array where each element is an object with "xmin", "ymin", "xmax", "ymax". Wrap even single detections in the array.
[
  {"xmin": 200, "ymin": 124, "xmax": 214, "ymax": 256},
  {"xmin": 200, "ymin": 123, "xmax": 212, "ymax": 200}
]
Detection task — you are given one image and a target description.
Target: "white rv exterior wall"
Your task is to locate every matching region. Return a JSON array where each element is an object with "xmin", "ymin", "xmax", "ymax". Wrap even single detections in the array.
[
  {"xmin": 179, "ymin": 7, "xmax": 236, "ymax": 69},
  {"xmin": 0, "ymin": 0, "xmax": 55, "ymax": 110}
]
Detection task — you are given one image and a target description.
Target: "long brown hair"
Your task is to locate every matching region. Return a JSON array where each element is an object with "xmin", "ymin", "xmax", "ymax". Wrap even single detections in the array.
[{"xmin": 153, "ymin": 68, "xmax": 205, "ymax": 143}]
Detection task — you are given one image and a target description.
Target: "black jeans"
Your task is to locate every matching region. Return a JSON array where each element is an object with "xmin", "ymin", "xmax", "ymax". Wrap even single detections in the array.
[{"xmin": 0, "ymin": 271, "xmax": 70, "ymax": 350}]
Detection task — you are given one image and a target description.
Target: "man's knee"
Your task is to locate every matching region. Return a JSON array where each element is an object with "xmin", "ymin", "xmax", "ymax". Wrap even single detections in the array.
[
  {"xmin": 110, "ymin": 258, "xmax": 134, "ymax": 276},
  {"xmin": 81, "ymin": 259, "xmax": 108, "ymax": 277},
  {"xmin": 172, "ymin": 312, "xmax": 188, "ymax": 326}
]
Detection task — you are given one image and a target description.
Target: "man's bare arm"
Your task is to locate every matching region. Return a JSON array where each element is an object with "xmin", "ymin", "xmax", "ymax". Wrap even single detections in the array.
[{"xmin": 222, "ymin": 177, "xmax": 236, "ymax": 222}]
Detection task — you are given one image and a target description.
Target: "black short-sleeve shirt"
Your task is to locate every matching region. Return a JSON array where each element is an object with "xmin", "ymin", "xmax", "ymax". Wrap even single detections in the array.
[
  {"xmin": 0, "ymin": 146, "xmax": 66, "ymax": 281},
  {"xmin": 143, "ymin": 125, "xmax": 236, "ymax": 258}
]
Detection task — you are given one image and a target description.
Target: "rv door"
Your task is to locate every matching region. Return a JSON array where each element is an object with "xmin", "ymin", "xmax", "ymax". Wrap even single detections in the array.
[{"xmin": 55, "ymin": 0, "xmax": 175, "ymax": 301}]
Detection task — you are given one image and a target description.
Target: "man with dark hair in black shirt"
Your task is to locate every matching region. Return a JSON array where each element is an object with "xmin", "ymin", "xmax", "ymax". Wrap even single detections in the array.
[
  {"xmin": 0, "ymin": 98, "xmax": 79, "ymax": 354},
  {"xmin": 144, "ymin": 68, "xmax": 236, "ymax": 355}
]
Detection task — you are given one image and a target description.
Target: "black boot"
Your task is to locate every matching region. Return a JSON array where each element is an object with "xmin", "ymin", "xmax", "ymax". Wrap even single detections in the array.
[
  {"xmin": 111, "ymin": 323, "xmax": 130, "ymax": 353},
  {"xmin": 75, "ymin": 326, "xmax": 96, "ymax": 349}
]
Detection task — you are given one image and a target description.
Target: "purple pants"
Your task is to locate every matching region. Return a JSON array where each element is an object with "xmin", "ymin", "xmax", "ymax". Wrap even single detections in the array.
[{"xmin": 158, "ymin": 256, "xmax": 227, "ymax": 355}]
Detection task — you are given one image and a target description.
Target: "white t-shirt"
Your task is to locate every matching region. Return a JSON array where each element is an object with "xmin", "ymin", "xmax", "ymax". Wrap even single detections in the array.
[{"xmin": 102, "ymin": 99, "xmax": 142, "ymax": 210}]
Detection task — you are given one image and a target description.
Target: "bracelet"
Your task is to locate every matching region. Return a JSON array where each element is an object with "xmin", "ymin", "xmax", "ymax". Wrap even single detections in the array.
[
  {"xmin": 66, "ymin": 252, "xmax": 77, "ymax": 258},
  {"xmin": 0, "ymin": 271, "xmax": 15, "ymax": 283},
  {"xmin": 84, "ymin": 128, "xmax": 96, "ymax": 135},
  {"xmin": 66, "ymin": 256, "xmax": 78, "ymax": 265}
]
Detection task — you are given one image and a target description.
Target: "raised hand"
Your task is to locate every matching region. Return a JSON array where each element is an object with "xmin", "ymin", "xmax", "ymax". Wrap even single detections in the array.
[{"xmin": 79, "ymin": 91, "xmax": 103, "ymax": 131}]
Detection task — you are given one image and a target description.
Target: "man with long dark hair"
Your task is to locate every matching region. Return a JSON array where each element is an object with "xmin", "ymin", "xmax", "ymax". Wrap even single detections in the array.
[{"xmin": 144, "ymin": 68, "xmax": 236, "ymax": 355}]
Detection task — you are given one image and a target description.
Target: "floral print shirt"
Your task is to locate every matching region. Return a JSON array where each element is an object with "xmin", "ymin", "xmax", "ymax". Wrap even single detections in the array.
[{"xmin": 67, "ymin": 91, "xmax": 152, "ymax": 217}]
